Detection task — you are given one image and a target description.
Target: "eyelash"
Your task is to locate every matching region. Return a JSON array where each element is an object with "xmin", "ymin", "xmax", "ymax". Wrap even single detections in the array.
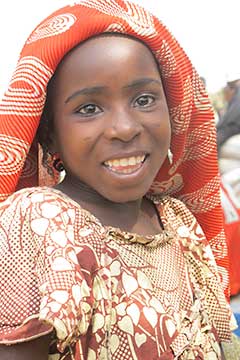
[
  {"xmin": 133, "ymin": 94, "xmax": 156, "ymax": 108},
  {"xmin": 75, "ymin": 94, "xmax": 157, "ymax": 116},
  {"xmin": 76, "ymin": 104, "xmax": 101, "ymax": 116}
]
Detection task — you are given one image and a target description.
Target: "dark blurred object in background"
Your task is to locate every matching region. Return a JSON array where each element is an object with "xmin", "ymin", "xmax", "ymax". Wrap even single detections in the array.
[{"xmin": 217, "ymin": 75, "xmax": 240, "ymax": 154}]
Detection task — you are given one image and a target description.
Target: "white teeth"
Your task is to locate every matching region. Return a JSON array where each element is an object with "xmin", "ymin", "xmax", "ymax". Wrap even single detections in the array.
[
  {"xmin": 112, "ymin": 159, "xmax": 120, "ymax": 167},
  {"xmin": 128, "ymin": 157, "xmax": 136, "ymax": 165},
  {"xmin": 105, "ymin": 155, "xmax": 145, "ymax": 168},
  {"xmin": 120, "ymin": 158, "xmax": 128, "ymax": 166}
]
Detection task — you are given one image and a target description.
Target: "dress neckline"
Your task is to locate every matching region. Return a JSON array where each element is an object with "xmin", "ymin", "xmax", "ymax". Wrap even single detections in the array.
[{"xmin": 40, "ymin": 186, "xmax": 175, "ymax": 247}]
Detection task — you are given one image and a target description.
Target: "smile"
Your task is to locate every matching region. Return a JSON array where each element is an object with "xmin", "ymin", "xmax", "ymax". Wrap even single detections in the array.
[{"xmin": 103, "ymin": 155, "xmax": 147, "ymax": 174}]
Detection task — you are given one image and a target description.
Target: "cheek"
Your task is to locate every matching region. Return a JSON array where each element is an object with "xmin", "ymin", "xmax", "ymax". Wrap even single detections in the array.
[
  {"xmin": 150, "ymin": 112, "xmax": 171, "ymax": 145},
  {"xmin": 56, "ymin": 120, "xmax": 95, "ymax": 147}
]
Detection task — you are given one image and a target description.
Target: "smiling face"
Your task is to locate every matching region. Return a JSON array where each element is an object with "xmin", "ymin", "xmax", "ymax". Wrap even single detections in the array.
[{"xmin": 49, "ymin": 35, "xmax": 171, "ymax": 203}]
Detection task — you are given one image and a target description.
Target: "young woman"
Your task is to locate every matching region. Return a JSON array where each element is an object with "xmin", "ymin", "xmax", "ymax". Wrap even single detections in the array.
[{"xmin": 0, "ymin": 1, "xmax": 235, "ymax": 358}]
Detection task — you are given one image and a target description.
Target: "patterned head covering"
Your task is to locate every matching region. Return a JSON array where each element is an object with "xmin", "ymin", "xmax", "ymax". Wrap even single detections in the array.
[{"xmin": 0, "ymin": 0, "xmax": 228, "ymax": 294}]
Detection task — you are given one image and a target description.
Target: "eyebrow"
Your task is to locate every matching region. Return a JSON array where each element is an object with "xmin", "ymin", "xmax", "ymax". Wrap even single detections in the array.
[
  {"xmin": 65, "ymin": 86, "xmax": 107, "ymax": 103},
  {"xmin": 65, "ymin": 78, "xmax": 162, "ymax": 104},
  {"xmin": 123, "ymin": 78, "xmax": 162, "ymax": 89}
]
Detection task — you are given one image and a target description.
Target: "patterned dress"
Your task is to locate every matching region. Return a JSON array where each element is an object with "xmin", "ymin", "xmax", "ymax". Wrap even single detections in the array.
[{"xmin": 0, "ymin": 187, "xmax": 233, "ymax": 359}]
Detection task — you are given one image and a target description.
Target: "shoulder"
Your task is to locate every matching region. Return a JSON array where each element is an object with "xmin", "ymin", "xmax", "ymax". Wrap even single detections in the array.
[
  {"xmin": 151, "ymin": 194, "xmax": 206, "ymax": 242},
  {"xmin": 0, "ymin": 186, "xmax": 81, "ymax": 219},
  {"xmin": 0, "ymin": 187, "xmax": 103, "ymax": 268},
  {"xmin": 1, "ymin": 186, "xmax": 65, "ymax": 208},
  {"xmin": 163, "ymin": 196, "xmax": 196, "ymax": 224},
  {"xmin": 0, "ymin": 187, "xmax": 90, "ymax": 240},
  {"xmin": 151, "ymin": 194, "xmax": 196, "ymax": 226},
  {"xmin": 0, "ymin": 187, "xmax": 68, "ymax": 248}
]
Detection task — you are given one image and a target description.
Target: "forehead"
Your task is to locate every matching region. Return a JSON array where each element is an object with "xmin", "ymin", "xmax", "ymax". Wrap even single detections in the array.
[{"xmin": 53, "ymin": 35, "xmax": 161, "ymax": 85}]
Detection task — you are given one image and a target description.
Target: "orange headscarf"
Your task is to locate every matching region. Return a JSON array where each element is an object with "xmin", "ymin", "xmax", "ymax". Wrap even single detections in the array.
[{"xmin": 0, "ymin": 0, "xmax": 228, "ymax": 295}]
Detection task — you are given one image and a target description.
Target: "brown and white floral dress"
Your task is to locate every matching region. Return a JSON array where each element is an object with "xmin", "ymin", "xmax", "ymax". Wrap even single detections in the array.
[{"xmin": 0, "ymin": 187, "xmax": 234, "ymax": 359}]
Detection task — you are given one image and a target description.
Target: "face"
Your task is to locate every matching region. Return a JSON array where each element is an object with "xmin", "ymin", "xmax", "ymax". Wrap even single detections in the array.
[{"xmin": 50, "ymin": 36, "xmax": 171, "ymax": 203}]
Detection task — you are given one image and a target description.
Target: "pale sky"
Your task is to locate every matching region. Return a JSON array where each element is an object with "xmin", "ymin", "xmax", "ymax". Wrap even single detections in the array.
[{"xmin": 1, "ymin": 0, "xmax": 240, "ymax": 96}]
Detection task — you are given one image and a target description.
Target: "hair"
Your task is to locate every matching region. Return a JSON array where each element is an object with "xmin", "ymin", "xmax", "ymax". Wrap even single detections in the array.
[
  {"xmin": 36, "ymin": 76, "xmax": 56, "ymax": 175},
  {"xmin": 36, "ymin": 32, "xmax": 165, "ymax": 175}
]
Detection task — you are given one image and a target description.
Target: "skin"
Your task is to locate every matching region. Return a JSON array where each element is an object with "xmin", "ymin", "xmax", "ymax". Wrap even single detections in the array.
[
  {"xmin": 0, "ymin": 334, "xmax": 52, "ymax": 360},
  {"xmin": 52, "ymin": 35, "xmax": 171, "ymax": 236},
  {"xmin": 0, "ymin": 36, "xmax": 226, "ymax": 359}
]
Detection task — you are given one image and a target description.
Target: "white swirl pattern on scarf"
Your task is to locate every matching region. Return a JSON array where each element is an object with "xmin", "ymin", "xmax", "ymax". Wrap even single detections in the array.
[
  {"xmin": 169, "ymin": 76, "xmax": 193, "ymax": 135},
  {"xmin": 77, "ymin": 0, "xmax": 157, "ymax": 36},
  {"xmin": 179, "ymin": 177, "xmax": 221, "ymax": 214},
  {"xmin": 104, "ymin": 22, "xmax": 127, "ymax": 33},
  {"xmin": 192, "ymin": 69, "xmax": 213, "ymax": 111},
  {"xmin": 0, "ymin": 57, "xmax": 53, "ymax": 116},
  {"xmin": 169, "ymin": 123, "xmax": 216, "ymax": 176},
  {"xmin": 26, "ymin": 14, "xmax": 77, "ymax": 44},
  {"xmin": 151, "ymin": 174, "xmax": 184, "ymax": 196},
  {"xmin": 20, "ymin": 152, "xmax": 38, "ymax": 178},
  {"xmin": 0, "ymin": 135, "xmax": 29, "ymax": 175},
  {"xmin": 155, "ymin": 40, "xmax": 177, "ymax": 78}
]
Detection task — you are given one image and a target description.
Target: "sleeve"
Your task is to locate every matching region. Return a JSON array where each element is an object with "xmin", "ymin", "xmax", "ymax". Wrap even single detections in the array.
[
  {"xmin": 166, "ymin": 197, "xmax": 236, "ymax": 343},
  {"xmin": 0, "ymin": 189, "xmax": 99, "ymax": 353}
]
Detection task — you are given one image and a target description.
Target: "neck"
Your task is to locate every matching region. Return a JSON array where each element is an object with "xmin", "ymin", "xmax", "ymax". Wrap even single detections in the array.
[{"xmin": 55, "ymin": 173, "xmax": 143, "ymax": 229}]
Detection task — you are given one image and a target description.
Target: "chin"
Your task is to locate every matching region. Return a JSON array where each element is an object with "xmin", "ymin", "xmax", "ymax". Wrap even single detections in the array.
[{"xmin": 102, "ymin": 188, "xmax": 150, "ymax": 204}]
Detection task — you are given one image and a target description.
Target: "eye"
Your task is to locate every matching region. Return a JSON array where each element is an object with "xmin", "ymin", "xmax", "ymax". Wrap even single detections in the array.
[
  {"xmin": 76, "ymin": 103, "xmax": 102, "ymax": 116},
  {"xmin": 134, "ymin": 94, "xmax": 155, "ymax": 108}
]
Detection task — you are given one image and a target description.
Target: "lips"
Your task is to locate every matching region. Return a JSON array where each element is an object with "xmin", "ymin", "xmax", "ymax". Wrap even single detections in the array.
[{"xmin": 103, "ymin": 154, "xmax": 147, "ymax": 174}]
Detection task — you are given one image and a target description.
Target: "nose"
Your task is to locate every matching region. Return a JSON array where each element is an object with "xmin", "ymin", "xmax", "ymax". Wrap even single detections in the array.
[{"xmin": 104, "ymin": 108, "xmax": 143, "ymax": 142}]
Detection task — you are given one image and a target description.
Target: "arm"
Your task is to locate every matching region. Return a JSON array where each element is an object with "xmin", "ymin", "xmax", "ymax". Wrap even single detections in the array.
[
  {"xmin": 0, "ymin": 189, "xmax": 96, "ymax": 357},
  {"xmin": 0, "ymin": 334, "xmax": 51, "ymax": 360}
]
